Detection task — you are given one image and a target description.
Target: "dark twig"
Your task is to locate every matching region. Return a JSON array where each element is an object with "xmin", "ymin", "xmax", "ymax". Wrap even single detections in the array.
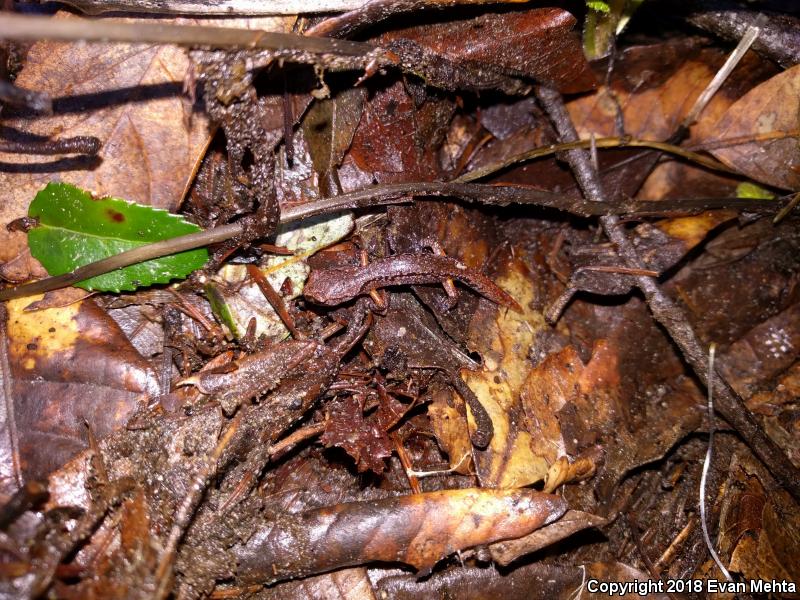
[
  {"xmin": 455, "ymin": 136, "xmax": 740, "ymax": 183},
  {"xmin": 0, "ymin": 184, "xmax": 786, "ymax": 302},
  {"xmin": 0, "ymin": 136, "xmax": 101, "ymax": 155},
  {"xmin": 246, "ymin": 264, "xmax": 302, "ymax": 339},
  {"xmin": 534, "ymin": 85, "xmax": 800, "ymax": 502}
]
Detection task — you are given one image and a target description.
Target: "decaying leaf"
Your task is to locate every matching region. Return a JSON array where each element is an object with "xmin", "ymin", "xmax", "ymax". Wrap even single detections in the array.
[
  {"xmin": 699, "ymin": 64, "xmax": 800, "ymax": 191},
  {"xmin": 321, "ymin": 396, "xmax": 394, "ymax": 474},
  {"xmin": 233, "ymin": 488, "xmax": 567, "ymax": 584},
  {"xmin": 302, "ymin": 86, "xmax": 367, "ymax": 182},
  {"xmin": 374, "ymin": 560, "xmax": 670, "ymax": 599},
  {"xmin": 716, "ymin": 452, "xmax": 800, "ymax": 590},
  {"xmin": 462, "ymin": 250, "xmax": 554, "ymax": 487},
  {"xmin": 5, "ymin": 295, "xmax": 158, "ymax": 481},
  {"xmin": 381, "ymin": 9, "xmax": 596, "ymax": 94}
]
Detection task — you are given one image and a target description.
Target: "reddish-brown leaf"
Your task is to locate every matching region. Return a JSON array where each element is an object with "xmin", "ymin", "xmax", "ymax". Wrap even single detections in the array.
[
  {"xmin": 381, "ymin": 9, "xmax": 596, "ymax": 94},
  {"xmin": 233, "ymin": 487, "xmax": 567, "ymax": 584},
  {"xmin": 5, "ymin": 296, "xmax": 158, "ymax": 482}
]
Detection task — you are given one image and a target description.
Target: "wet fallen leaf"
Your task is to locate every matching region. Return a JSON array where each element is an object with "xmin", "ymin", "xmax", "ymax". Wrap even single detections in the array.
[
  {"xmin": 462, "ymin": 249, "xmax": 553, "ymax": 487},
  {"xmin": 5, "ymin": 296, "xmax": 158, "ymax": 482},
  {"xmin": 381, "ymin": 9, "xmax": 596, "ymax": 94},
  {"xmin": 718, "ymin": 452, "xmax": 800, "ymax": 590},
  {"xmin": 344, "ymin": 80, "xmax": 449, "ymax": 183},
  {"xmin": 302, "ymin": 86, "xmax": 366, "ymax": 182},
  {"xmin": 321, "ymin": 396, "xmax": 394, "ymax": 474},
  {"xmin": 374, "ymin": 560, "xmax": 670, "ymax": 599}
]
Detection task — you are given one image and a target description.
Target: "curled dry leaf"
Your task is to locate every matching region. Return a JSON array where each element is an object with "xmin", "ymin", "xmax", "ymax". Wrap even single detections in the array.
[
  {"xmin": 489, "ymin": 509, "xmax": 607, "ymax": 566},
  {"xmin": 715, "ymin": 452, "xmax": 800, "ymax": 589},
  {"xmin": 542, "ymin": 455, "xmax": 597, "ymax": 494},
  {"xmin": 233, "ymin": 487, "xmax": 567, "ymax": 584}
]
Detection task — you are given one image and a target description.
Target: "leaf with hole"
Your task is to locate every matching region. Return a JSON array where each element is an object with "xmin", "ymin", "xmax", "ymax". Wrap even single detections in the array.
[{"xmin": 27, "ymin": 182, "xmax": 208, "ymax": 292}]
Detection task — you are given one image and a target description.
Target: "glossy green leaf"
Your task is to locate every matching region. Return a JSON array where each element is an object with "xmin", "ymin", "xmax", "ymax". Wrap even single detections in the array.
[{"xmin": 27, "ymin": 182, "xmax": 208, "ymax": 292}]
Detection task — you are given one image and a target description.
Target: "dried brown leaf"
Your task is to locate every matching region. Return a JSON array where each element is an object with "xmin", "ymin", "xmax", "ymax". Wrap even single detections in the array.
[
  {"xmin": 699, "ymin": 63, "xmax": 800, "ymax": 190},
  {"xmin": 718, "ymin": 452, "xmax": 800, "ymax": 591}
]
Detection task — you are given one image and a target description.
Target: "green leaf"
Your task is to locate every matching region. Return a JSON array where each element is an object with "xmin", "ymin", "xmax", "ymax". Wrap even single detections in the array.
[
  {"xmin": 736, "ymin": 181, "xmax": 775, "ymax": 200},
  {"xmin": 27, "ymin": 182, "xmax": 208, "ymax": 292}
]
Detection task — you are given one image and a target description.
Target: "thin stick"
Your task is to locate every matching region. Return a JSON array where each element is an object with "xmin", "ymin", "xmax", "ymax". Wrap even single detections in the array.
[
  {"xmin": 59, "ymin": 0, "xmax": 366, "ymax": 16},
  {"xmin": 773, "ymin": 191, "xmax": 800, "ymax": 224},
  {"xmin": 455, "ymin": 136, "xmax": 738, "ymax": 183},
  {"xmin": 246, "ymin": 264, "xmax": 302, "ymax": 339},
  {"xmin": 0, "ymin": 13, "xmax": 372, "ymax": 56},
  {"xmin": 699, "ymin": 343, "xmax": 733, "ymax": 582},
  {"xmin": 681, "ymin": 18, "xmax": 764, "ymax": 129},
  {"xmin": 267, "ymin": 422, "xmax": 325, "ymax": 458},
  {"xmin": 0, "ymin": 136, "xmax": 100, "ymax": 156}
]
